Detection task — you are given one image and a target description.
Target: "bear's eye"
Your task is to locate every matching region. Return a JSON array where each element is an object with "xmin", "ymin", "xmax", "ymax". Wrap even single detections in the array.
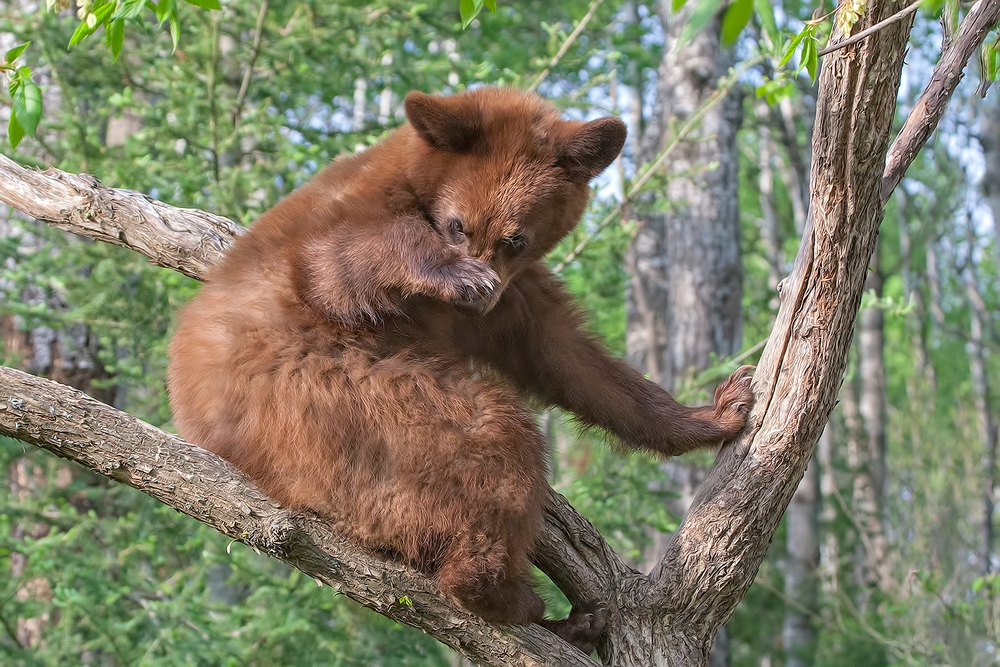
[
  {"xmin": 503, "ymin": 233, "xmax": 528, "ymax": 255},
  {"xmin": 448, "ymin": 217, "xmax": 466, "ymax": 243}
]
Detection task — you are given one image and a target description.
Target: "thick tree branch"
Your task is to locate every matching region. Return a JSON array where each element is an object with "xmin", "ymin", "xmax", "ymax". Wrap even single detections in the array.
[
  {"xmin": 0, "ymin": 365, "xmax": 597, "ymax": 667},
  {"xmin": 0, "ymin": 153, "xmax": 243, "ymax": 279},
  {"xmin": 643, "ymin": 0, "xmax": 916, "ymax": 656},
  {"xmin": 0, "ymin": 152, "xmax": 624, "ymax": 665},
  {"xmin": 881, "ymin": 0, "xmax": 1000, "ymax": 204}
]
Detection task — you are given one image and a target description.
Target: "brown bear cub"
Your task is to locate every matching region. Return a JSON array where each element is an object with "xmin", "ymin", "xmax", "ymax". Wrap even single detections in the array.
[{"xmin": 168, "ymin": 87, "xmax": 754, "ymax": 653}]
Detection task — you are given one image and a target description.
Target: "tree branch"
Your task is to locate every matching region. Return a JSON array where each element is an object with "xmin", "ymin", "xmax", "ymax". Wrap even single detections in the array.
[
  {"xmin": 0, "ymin": 365, "xmax": 597, "ymax": 667},
  {"xmin": 0, "ymin": 152, "xmax": 620, "ymax": 665},
  {"xmin": 648, "ymin": 0, "xmax": 915, "ymax": 644},
  {"xmin": 0, "ymin": 153, "xmax": 242, "ymax": 280},
  {"xmin": 881, "ymin": 0, "xmax": 1000, "ymax": 205}
]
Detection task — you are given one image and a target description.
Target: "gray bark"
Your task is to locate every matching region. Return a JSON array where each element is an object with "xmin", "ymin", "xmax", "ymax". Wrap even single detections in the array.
[
  {"xmin": 851, "ymin": 244, "xmax": 895, "ymax": 596},
  {"xmin": 982, "ymin": 102, "xmax": 1000, "ymax": 275},
  {"xmin": 626, "ymin": 1, "xmax": 742, "ymax": 390}
]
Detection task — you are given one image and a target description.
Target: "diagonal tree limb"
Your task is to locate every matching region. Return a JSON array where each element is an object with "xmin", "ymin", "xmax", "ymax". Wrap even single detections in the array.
[
  {"xmin": 0, "ymin": 150, "xmax": 625, "ymax": 664},
  {"xmin": 881, "ymin": 0, "xmax": 1000, "ymax": 205},
  {"xmin": 643, "ymin": 0, "xmax": 916, "ymax": 657},
  {"xmin": 0, "ymin": 365, "xmax": 599, "ymax": 667},
  {"xmin": 0, "ymin": 153, "xmax": 243, "ymax": 280}
]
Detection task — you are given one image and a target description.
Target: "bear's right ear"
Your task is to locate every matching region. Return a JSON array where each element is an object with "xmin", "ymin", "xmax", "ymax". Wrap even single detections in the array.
[
  {"xmin": 405, "ymin": 92, "xmax": 483, "ymax": 154},
  {"xmin": 558, "ymin": 117, "xmax": 628, "ymax": 181}
]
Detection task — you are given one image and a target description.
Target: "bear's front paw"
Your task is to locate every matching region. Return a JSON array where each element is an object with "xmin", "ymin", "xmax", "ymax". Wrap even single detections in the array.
[
  {"xmin": 443, "ymin": 258, "xmax": 500, "ymax": 313},
  {"xmin": 712, "ymin": 364, "xmax": 755, "ymax": 438}
]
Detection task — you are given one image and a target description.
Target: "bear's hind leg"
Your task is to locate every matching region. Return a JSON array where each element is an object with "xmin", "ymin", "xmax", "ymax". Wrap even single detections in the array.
[{"xmin": 434, "ymin": 532, "xmax": 545, "ymax": 625}]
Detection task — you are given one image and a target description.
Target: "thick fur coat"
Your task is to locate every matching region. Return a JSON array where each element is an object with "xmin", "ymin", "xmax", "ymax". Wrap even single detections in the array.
[{"xmin": 168, "ymin": 87, "xmax": 754, "ymax": 651}]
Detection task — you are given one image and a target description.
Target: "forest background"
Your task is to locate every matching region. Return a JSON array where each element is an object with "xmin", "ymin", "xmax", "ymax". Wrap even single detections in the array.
[{"xmin": 1, "ymin": 0, "xmax": 999, "ymax": 665}]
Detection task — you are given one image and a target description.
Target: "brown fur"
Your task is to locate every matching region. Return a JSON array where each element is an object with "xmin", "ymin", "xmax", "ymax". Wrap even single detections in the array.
[{"xmin": 167, "ymin": 88, "xmax": 754, "ymax": 649}]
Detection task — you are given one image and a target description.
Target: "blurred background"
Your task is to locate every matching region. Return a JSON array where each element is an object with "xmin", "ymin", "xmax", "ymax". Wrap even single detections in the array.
[{"xmin": 1, "ymin": 1, "xmax": 999, "ymax": 664}]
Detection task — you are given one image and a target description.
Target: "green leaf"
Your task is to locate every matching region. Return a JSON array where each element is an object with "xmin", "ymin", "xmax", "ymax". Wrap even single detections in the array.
[
  {"xmin": 155, "ymin": 0, "xmax": 175, "ymax": 24},
  {"xmin": 12, "ymin": 77, "xmax": 42, "ymax": 137},
  {"xmin": 754, "ymin": 0, "xmax": 778, "ymax": 46},
  {"xmin": 672, "ymin": 0, "xmax": 688, "ymax": 10},
  {"xmin": 183, "ymin": 0, "xmax": 221, "ymax": 9},
  {"xmin": 989, "ymin": 37, "xmax": 1000, "ymax": 80},
  {"xmin": 483, "ymin": 0, "xmax": 496, "ymax": 12},
  {"xmin": 69, "ymin": 17, "xmax": 97, "ymax": 47},
  {"xmin": 68, "ymin": 1, "xmax": 115, "ymax": 48},
  {"xmin": 679, "ymin": 0, "xmax": 724, "ymax": 44},
  {"xmin": 113, "ymin": 0, "xmax": 146, "ymax": 20},
  {"xmin": 8, "ymin": 109, "xmax": 25, "ymax": 148},
  {"xmin": 4, "ymin": 41, "xmax": 29, "ymax": 64},
  {"xmin": 169, "ymin": 15, "xmax": 180, "ymax": 51},
  {"xmin": 720, "ymin": 0, "xmax": 753, "ymax": 46},
  {"xmin": 801, "ymin": 35, "xmax": 818, "ymax": 81},
  {"xmin": 779, "ymin": 27, "xmax": 810, "ymax": 68},
  {"xmin": 459, "ymin": 0, "xmax": 483, "ymax": 28},
  {"xmin": 107, "ymin": 18, "xmax": 125, "ymax": 61}
]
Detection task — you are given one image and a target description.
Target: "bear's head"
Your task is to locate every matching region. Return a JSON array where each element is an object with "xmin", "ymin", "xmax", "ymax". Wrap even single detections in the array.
[{"xmin": 403, "ymin": 87, "xmax": 626, "ymax": 312}]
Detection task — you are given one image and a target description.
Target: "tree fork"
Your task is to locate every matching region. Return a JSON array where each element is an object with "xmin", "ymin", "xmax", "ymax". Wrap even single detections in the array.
[{"xmin": 0, "ymin": 1, "xmax": 995, "ymax": 659}]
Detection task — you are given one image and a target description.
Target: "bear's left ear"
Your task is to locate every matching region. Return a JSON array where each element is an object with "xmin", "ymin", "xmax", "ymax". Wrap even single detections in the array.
[
  {"xmin": 558, "ymin": 117, "xmax": 628, "ymax": 181},
  {"xmin": 405, "ymin": 91, "xmax": 484, "ymax": 154}
]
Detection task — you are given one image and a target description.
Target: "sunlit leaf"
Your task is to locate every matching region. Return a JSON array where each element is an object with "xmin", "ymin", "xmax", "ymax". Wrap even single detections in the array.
[
  {"xmin": 113, "ymin": 0, "xmax": 146, "ymax": 20},
  {"xmin": 779, "ymin": 27, "xmax": 809, "ymax": 68},
  {"xmin": 7, "ymin": 109, "xmax": 25, "ymax": 148},
  {"xmin": 801, "ymin": 35, "xmax": 818, "ymax": 81},
  {"xmin": 183, "ymin": 0, "xmax": 221, "ymax": 8},
  {"xmin": 754, "ymin": 0, "xmax": 778, "ymax": 46},
  {"xmin": 721, "ymin": 0, "xmax": 753, "ymax": 46},
  {"xmin": 12, "ymin": 76, "xmax": 42, "ymax": 137},
  {"xmin": 108, "ymin": 19, "xmax": 125, "ymax": 61},
  {"xmin": 4, "ymin": 41, "xmax": 29, "ymax": 64}
]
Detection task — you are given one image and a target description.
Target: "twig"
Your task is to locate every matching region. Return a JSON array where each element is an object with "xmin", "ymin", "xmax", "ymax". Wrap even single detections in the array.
[
  {"xmin": 231, "ymin": 0, "xmax": 269, "ymax": 131},
  {"xmin": 552, "ymin": 58, "xmax": 760, "ymax": 274},
  {"xmin": 881, "ymin": 0, "xmax": 1000, "ymax": 204},
  {"xmin": 528, "ymin": 0, "xmax": 605, "ymax": 93},
  {"xmin": 818, "ymin": 1, "xmax": 920, "ymax": 57}
]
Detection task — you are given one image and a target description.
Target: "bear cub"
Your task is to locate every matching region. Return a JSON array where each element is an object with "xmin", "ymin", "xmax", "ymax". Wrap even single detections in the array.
[{"xmin": 168, "ymin": 87, "xmax": 754, "ymax": 653}]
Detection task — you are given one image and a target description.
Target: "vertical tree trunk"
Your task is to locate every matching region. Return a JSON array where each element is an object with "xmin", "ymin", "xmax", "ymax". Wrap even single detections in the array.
[
  {"xmin": 977, "ymin": 98, "xmax": 1000, "ymax": 574},
  {"xmin": 783, "ymin": 459, "xmax": 819, "ymax": 667},
  {"xmin": 981, "ymin": 103, "xmax": 1000, "ymax": 266},
  {"xmin": 626, "ymin": 0, "xmax": 742, "ymax": 390},
  {"xmin": 965, "ymin": 248, "xmax": 997, "ymax": 574},
  {"xmin": 843, "ymin": 244, "xmax": 894, "ymax": 599},
  {"xmin": 757, "ymin": 104, "xmax": 785, "ymax": 295},
  {"xmin": 624, "ymin": 7, "xmax": 742, "ymax": 663}
]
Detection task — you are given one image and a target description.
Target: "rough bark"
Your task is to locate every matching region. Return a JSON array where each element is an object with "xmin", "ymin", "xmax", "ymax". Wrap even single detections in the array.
[
  {"xmin": 646, "ymin": 0, "xmax": 915, "ymax": 657},
  {"xmin": 626, "ymin": 1, "xmax": 742, "ymax": 391},
  {"xmin": 0, "ymin": 1, "xmax": 992, "ymax": 658},
  {"xmin": 0, "ymin": 366, "xmax": 601, "ymax": 667}
]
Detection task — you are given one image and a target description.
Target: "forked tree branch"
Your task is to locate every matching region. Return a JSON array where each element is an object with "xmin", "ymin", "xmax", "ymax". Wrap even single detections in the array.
[
  {"xmin": 881, "ymin": 0, "xmax": 1000, "ymax": 204},
  {"xmin": 0, "ymin": 2, "xmax": 983, "ymax": 651}
]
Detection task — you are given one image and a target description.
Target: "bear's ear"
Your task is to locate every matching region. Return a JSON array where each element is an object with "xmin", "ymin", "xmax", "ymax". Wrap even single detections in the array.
[
  {"xmin": 404, "ymin": 91, "xmax": 483, "ymax": 154},
  {"xmin": 558, "ymin": 117, "xmax": 627, "ymax": 181}
]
